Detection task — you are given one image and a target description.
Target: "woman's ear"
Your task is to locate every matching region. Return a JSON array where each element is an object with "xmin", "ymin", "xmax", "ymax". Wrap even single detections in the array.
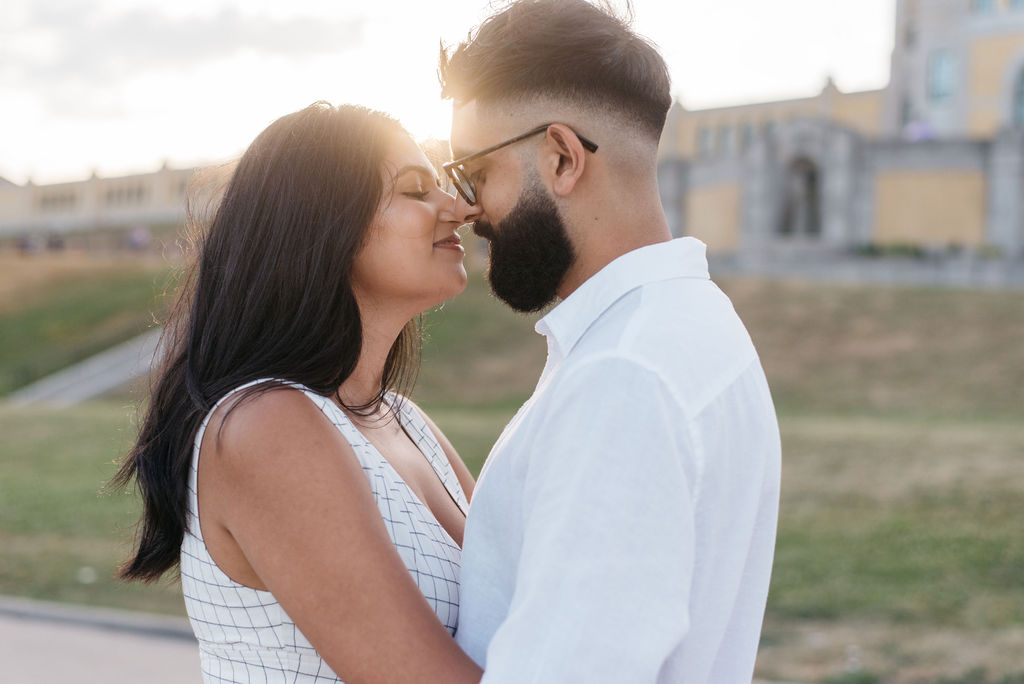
[{"xmin": 540, "ymin": 123, "xmax": 587, "ymax": 197}]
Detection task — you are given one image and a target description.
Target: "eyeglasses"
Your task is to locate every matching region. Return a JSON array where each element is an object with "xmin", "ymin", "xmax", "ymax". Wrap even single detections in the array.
[{"xmin": 442, "ymin": 123, "xmax": 599, "ymax": 206}]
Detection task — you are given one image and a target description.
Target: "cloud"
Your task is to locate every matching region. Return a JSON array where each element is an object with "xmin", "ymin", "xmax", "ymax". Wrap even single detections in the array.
[{"xmin": 0, "ymin": 2, "xmax": 366, "ymax": 117}]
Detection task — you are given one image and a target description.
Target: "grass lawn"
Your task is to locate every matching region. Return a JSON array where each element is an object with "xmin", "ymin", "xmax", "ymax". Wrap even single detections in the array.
[
  {"xmin": 0, "ymin": 401, "xmax": 183, "ymax": 615},
  {"xmin": 3, "ymin": 401, "xmax": 1021, "ymax": 682},
  {"xmin": 0, "ymin": 252, "xmax": 175, "ymax": 395},
  {"xmin": 757, "ymin": 414, "xmax": 1024, "ymax": 683},
  {"xmin": 2, "ymin": 255, "xmax": 1023, "ymax": 683}
]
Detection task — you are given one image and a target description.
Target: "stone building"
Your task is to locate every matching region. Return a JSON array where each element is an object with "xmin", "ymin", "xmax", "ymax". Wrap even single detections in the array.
[
  {"xmin": 0, "ymin": 163, "xmax": 198, "ymax": 243},
  {"xmin": 658, "ymin": 0, "xmax": 1024, "ymax": 261}
]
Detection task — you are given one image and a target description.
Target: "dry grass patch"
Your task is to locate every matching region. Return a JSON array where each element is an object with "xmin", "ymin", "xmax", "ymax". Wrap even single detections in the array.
[
  {"xmin": 757, "ymin": 618, "xmax": 1024, "ymax": 683},
  {"xmin": 719, "ymin": 277, "xmax": 1024, "ymax": 419},
  {"xmin": 0, "ymin": 251, "xmax": 173, "ymax": 314},
  {"xmin": 779, "ymin": 416, "xmax": 1024, "ymax": 506}
]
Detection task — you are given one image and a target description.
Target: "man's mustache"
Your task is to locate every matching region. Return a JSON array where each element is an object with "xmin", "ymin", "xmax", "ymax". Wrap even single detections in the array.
[{"xmin": 472, "ymin": 220, "xmax": 495, "ymax": 240}]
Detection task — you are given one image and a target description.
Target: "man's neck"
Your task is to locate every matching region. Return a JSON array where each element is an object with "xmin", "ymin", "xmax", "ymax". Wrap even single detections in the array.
[{"xmin": 557, "ymin": 201, "xmax": 672, "ymax": 300}]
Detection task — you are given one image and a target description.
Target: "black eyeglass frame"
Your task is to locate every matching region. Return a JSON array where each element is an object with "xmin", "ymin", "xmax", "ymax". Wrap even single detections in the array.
[{"xmin": 442, "ymin": 123, "xmax": 598, "ymax": 205}]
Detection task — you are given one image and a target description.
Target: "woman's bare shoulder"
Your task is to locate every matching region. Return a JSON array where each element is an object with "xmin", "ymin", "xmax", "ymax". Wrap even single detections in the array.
[{"xmin": 206, "ymin": 385, "xmax": 340, "ymax": 466}]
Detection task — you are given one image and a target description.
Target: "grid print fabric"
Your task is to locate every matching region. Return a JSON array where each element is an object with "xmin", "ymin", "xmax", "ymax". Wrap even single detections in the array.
[{"xmin": 181, "ymin": 380, "xmax": 465, "ymax": 683}]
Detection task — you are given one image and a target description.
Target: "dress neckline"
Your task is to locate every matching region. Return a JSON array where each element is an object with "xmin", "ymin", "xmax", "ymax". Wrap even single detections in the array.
[{"xmin": 317, "ymin": 392, "xmax": 469, "ymax": 523}]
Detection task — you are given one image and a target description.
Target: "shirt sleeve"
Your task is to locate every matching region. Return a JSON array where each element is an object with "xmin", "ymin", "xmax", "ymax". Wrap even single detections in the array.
[{"xmin": 479, "ymin": 355, "xmax": 698, "ymax": 684}]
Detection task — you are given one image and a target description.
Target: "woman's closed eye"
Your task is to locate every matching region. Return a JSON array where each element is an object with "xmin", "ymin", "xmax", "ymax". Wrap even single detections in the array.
[{"xmin": 402, "ymin": 175, "xmax": 444, "ymax": 201}]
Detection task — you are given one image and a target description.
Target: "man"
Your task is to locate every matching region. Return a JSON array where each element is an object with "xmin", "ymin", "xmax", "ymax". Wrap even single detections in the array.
[{"xmin": 439, "ymin": 1, "xmax": 781, "ymax": 681}]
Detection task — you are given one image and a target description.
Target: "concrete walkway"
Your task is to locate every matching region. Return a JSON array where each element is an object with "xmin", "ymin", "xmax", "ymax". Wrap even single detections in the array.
[
  {"xmin": 0, "ymin": 596, "xmax": 199, "ymax": 683},
  {"xmin": 0, "ymin": 595, "xmax": 790, "ymax": 683},
  {"xmin": 7, "ymin": 328, "xmax": 162, "ymax": 406}
]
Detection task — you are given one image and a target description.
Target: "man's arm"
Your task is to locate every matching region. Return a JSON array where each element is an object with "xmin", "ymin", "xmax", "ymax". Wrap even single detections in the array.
[{"xmin": 481, "ymin": 355, "xmax": 698, "ymax": 683}]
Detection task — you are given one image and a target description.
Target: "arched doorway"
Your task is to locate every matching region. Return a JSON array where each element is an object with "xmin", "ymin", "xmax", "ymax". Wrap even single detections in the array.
[{"xmin": 778, "ymin": 157, "xmax": 821, "ymax": 237}]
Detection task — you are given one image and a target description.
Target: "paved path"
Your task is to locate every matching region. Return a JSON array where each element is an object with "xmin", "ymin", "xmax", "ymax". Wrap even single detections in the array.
[
  {"xmin": 0, "ymin": 596, "xmax": 199, "ymax": 683},
  {"xmin": 7, "ymin": 328, "xmax": 162, "ymax": 406}
]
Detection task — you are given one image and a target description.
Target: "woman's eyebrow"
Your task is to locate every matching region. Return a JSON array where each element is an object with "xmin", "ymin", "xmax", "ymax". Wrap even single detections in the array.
[{"xmin": 394, "ymin": 164, "xmax": 440, "ymax": 184}]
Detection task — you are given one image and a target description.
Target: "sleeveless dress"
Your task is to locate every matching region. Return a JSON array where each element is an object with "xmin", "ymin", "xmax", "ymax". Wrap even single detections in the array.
[{"xmin": 180, "ymin": 379, "xmax": 469, "ymax": 683}]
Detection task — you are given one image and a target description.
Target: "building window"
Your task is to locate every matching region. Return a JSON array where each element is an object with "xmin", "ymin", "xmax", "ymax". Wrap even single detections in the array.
[
  {"xmin": 719, "ymin": 125, "xmax": 734, "ymax": 155},
  {"xmin": 900, "ymin": 98, "xmax": 913, "ymax": 128},
  {"xmin": 927, "ymin": 50, "xmax": 956, "ymax": 102},
  {"xmin": 105, "ymin": 185, "xmax": 148, "ymax": 206},
  {"xmin": 971, "ymin": 0, "xmax": 995, "ymax": 11},
  {"xmin": 696, "ymin": 127, "xmax": 715, "ymax": 159},
  {"xmin": 39, "ymin": 192, "xmax": 76, "ymax": 212},
  {"xmin": 1014, "ymin": 71, "xmax": 1024, "ymax": 127},
  {"xmin": 739, "ymin": 123, "xmax": 754, "ymax": 151},
  {"xmin": 903, "ymin": 23, "xmax": 916, "ymax": 49}
]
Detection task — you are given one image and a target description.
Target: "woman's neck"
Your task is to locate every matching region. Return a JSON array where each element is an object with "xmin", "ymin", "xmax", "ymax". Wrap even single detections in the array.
[{"xmin": 336, "ymin": 298, "xmax": 412, "ymax": 409}]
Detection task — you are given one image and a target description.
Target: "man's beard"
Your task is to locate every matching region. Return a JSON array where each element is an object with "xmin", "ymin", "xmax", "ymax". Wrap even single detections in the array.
[{"xmin": 473, "ymin": 183, "xmax": 574, "ymax": 313}]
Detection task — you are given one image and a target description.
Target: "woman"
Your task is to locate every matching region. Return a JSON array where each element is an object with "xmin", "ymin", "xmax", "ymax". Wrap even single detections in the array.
[{"xmin": 114, "ymin": 102, "xmax": 483, "ymax": 683}]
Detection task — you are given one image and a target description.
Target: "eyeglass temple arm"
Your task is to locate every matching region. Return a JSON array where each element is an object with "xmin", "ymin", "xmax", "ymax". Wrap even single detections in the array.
[{"xmin": 444, "ymin": 124, "xmax": 598, "ymax": 170}]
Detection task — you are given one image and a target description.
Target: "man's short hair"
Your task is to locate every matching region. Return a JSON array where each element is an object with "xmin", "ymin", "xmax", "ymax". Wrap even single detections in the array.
[{"xmin": 439, "ymin": 0, "xmax": 672, "ymax": 140}]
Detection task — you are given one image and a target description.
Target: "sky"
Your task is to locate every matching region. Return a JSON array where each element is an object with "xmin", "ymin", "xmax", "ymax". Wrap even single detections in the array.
[{"xmin": 0, "ymin": 0, "xmax": 896, "ymax": 186}]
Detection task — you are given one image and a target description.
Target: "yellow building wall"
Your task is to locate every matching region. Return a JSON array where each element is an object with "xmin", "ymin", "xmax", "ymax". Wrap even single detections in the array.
[
  {"xmin": 968, "ymin": 30, "xmax": 1024, "ymax": 137},
  {"xmin": 661, "ymin": 88, "xmax": 885, "ymax": 160},
  {"xmin": 684, "ymin": 183, "xmax": 741, "ymax": 252},
  {"xmin": 831, "ymin": 91, "xmax": 885, "ymax": 136},
  {"xmin": 0, "ymin": 188, "xmax": 22, "ymax": 216},
  {"xmin": 873, "ymin": 171, "xmax": 987, "ymax": 247}
]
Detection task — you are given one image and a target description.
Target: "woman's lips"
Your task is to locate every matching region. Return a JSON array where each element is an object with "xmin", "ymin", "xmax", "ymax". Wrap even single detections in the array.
[{"xmin": 433, "ymin": 234, "xmax": 464, "ymax": 252}]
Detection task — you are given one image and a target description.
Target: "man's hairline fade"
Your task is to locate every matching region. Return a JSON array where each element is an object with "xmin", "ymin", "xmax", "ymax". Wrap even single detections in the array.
[{"xmin": 455, "ymin": 94, "xmax": 661, "ymax": 171}]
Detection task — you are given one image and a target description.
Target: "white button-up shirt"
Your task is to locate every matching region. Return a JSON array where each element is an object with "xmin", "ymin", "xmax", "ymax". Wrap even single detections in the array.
[{"xmin": 455, "ymin": 237, "xmax": 781, "ymax": 683}]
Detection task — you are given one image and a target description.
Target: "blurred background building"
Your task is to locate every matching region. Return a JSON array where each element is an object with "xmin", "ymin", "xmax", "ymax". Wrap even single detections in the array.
[
  {"xmin": 658, "ymin": 0, "xmax": 1024, "ymax": 261},
  {"xmin": 0, "ymin": 164, "xmax": 196, "ymax": 251},
  {"xmin": 3, "ymin": 0, "xmax": 1024, "ymax": 265}
]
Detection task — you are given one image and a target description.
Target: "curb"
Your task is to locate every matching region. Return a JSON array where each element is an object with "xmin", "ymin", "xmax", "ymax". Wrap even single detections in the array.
[{"xmin": 0, "ymin": 595, "xmax": 194, "ymax": 642}]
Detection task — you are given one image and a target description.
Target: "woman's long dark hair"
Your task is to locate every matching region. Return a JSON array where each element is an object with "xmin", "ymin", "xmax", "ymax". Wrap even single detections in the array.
[{"xmin": 113, "ymin": 102, "xmax": 416, "ymax": 582}]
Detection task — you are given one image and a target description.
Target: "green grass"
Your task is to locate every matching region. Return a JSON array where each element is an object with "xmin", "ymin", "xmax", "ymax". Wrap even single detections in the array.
[
  {"xmin": 0, "ymin": 262, "xmax": 173, "ymax": 394},
  {"xmin": 3, "ymin": 264, "xmax": 1024, "ymax": 682},
  {"xmin": 0, "ymin": 401, "xmax": 183, "ymax": 614},
  {"xmin": 417, "ymin": 271, "xmax": 546, "ymax": 409},
  {"xmin": 769, "ymin": 415, "xmax": 1024, "ymax": 627}
]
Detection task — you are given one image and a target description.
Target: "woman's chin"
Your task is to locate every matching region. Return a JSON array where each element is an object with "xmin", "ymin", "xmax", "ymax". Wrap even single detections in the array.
[{"xmin": 424, "ymin": 275, "xmax": 468, "ymax": 311}]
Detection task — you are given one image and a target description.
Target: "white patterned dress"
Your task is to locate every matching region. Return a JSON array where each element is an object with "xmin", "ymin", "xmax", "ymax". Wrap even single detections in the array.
[{"xmin": 180, "ymin": 380, "xmax": 469, "ymax": 683}]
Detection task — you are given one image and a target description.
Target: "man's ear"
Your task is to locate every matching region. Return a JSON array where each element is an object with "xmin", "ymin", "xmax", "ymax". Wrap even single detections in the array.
[{"xmin": 540, "ymin": 123, "xmax": 587, "ymax": 197}]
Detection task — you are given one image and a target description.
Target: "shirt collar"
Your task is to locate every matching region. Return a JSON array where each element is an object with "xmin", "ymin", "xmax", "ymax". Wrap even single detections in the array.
[{"xmin": 536, "ymin": 237, "xmax": 710, "ymax": 357}]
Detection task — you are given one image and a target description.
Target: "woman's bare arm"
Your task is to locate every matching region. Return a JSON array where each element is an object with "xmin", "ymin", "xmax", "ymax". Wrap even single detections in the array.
[{"xmin": 200, "ymin": 388, "xmax": 482, "ymax": 684}]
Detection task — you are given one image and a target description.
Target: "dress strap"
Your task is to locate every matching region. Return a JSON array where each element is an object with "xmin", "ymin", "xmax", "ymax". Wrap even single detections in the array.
[
  {"xmin": 394, "ymin": 399, "xmax": 470, "ymax": 515},
  {"xmin": 294, "ymin": 390, "xmax": 470, "ymax": 515},
  {"xmin": 193, "ymin": 378, "xmax": 289, "ymax": 453}
]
